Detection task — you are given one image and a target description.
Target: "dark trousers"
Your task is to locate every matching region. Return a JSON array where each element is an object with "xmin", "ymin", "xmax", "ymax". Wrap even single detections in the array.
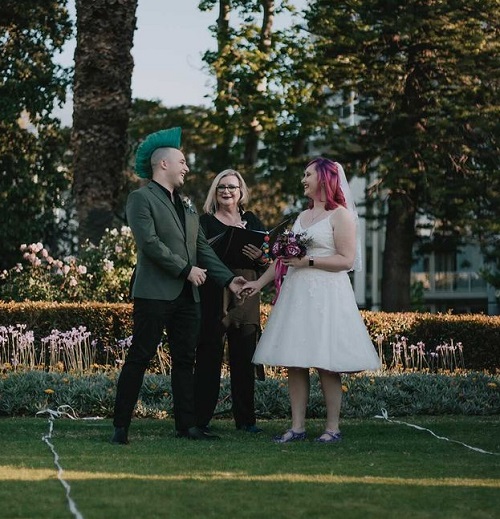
[
  {"xmin": 194, "ymin": 323, "xmax": 258, "ymax": 428},
  {"xmin": 113, "ymin": 292, "xmax": 201, "ymax": 431}
]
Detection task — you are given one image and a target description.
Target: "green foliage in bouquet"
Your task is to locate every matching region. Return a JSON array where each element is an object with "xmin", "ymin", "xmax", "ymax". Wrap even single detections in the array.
[{"xmin": 0, "ymin": 227, "xmax": 136, "ymax": 303}]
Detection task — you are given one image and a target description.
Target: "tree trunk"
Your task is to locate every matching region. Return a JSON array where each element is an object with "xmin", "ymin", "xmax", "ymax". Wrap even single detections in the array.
[
  {"xmin": 381, "ymin": 191, "xmax": 417, "ymax": 311},
  {"xmin": 211, "ymin": 0, "xmax": 232, "ymax": 171},
  {"xmin": 242, "ymin": 0, "xmax": 274, "ymax": 168},
  {"xmin": 72, "ymin": 0, "xmax": 138, "ymax": 244}
]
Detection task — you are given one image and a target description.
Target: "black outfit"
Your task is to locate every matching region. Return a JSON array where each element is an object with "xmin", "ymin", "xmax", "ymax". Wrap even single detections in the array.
[{"xmin": 194, "ymin": 211, "xmax": 265, "ymax": 429}]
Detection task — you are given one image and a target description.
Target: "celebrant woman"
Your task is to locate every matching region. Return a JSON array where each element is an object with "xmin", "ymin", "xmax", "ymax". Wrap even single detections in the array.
[
  {"xmin": 194, "ymin": 169, "xmax": 268, "ymax": 434},
  {"xmin": 242, "ymin": 157, "xmax": 380, "ymax": 443}
]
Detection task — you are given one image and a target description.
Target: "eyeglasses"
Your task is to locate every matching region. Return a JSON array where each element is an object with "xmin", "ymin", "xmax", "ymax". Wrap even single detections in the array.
[{"xmin": 216, "ymin": 184, "xmax": 240, "ymax": 193}]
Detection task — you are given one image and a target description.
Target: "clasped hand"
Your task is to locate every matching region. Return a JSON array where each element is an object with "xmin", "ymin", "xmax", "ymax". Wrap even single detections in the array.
[
  {"xmin": 188, "ymin": 269, "xmax": 249, "ymax": 301},
  {"xmin": 228, "ymin": 276, "xmax": 250, "ymax": 301},
  {"xmin": 239, "ymin": 280, "xmax": 260, "ymax": 298},
  {"xmin": 187, "ymin": 266, "xmax": 207, "ymax": 286}
]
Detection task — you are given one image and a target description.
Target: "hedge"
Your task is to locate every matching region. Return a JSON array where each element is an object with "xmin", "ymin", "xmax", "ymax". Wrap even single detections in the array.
[{"xmin": 1, "ymin": 302, "xmax": 499, "ymax": 371}]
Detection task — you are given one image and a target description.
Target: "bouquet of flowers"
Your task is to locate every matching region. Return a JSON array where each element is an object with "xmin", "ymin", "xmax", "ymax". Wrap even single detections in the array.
[
  {"xmin": 271, "ymin": 229, "xmax": 311, "ymax": 303},
  {"xmin": 271, "ymin": 229, "xmax": 310, "ymax": 259}
]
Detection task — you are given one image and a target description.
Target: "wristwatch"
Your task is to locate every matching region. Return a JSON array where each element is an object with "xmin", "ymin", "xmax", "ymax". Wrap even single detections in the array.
[{"xmin": 309, "ymin": 256, "xmax": 314, "ymax": 267}]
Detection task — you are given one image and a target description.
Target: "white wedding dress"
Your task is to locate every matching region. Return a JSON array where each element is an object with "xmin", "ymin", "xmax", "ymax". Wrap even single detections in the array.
[{"xmin": 253, "ymin": 213, "xmax": 381, "ymax": 373}]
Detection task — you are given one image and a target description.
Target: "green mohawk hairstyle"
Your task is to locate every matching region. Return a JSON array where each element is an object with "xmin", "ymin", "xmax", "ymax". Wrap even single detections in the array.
[{"xmin": 134, "ymin": 127, "xmax": 182, "ymax": 178}]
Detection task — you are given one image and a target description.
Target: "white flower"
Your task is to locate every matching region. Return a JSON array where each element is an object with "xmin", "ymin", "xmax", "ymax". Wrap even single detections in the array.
[
  {"xmin": 69, "ymin": 276, "xmax": 78, "ymax": 287},
  {"xmin": 120, "ymin": 226, "xmax": 132, "ymax": 236},
  {"xmin": 77, "ymin": 265, "xmax": 87, "ymax": 275},
  {"xmin": 181, "ymin": 196, "xmax": 196, "ymax": 213},
  {"xmin": 103, "ymin": 259, "xmax": 114, "ymax": 272}
]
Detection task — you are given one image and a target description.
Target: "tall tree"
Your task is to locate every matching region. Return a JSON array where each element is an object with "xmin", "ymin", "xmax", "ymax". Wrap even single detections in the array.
[
  {"xmin": 0, "ymin": 0, "xmax": 72, "ymax": 270},
  {"xmin": 306, "ymin": 0, "xmax": 499, "ymax": 311},
  {"xmin": 200, "ymin": 0, "xmax": 333, "ymax": 226},
  {"xmin": 72, "ymin": 0, "xmax": 138, "ymax": 245},
  {"xmin": 201, "ymin": 0, "xmax": 283, "ymax": 173}
]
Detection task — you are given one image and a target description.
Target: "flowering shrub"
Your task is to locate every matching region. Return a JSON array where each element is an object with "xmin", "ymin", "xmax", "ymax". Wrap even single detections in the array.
[
  {"xmin": 0, "ymin": 226, "xmax": 136, "ymax": 303},
  {"xmin": 0, "ymin": 325, "xmax": 170, "ymax": 375}
]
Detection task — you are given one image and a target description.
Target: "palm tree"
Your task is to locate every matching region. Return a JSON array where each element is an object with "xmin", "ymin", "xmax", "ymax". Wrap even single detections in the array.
[{"xmin": 72, "ymin": 0, "xmax": 138, "ymax": 244}]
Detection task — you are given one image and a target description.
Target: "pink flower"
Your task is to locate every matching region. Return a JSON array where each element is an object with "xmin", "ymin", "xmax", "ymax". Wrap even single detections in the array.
[
  {"xmin": 103, "ymin": 259, "xmax": 114, "ymax": 272},
  {"xmin": 284, "ymin": 243, "xmax": 301, "ymax": 257}
]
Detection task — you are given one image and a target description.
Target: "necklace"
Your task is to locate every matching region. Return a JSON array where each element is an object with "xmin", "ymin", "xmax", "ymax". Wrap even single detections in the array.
[{"xmin": 310, "ymin": 208, "xmax": 326, "ymax": 223}]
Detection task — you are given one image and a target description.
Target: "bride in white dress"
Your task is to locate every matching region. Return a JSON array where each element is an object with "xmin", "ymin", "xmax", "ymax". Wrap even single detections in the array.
[{"xmin": 242, "ymin": 158, "xmax": 380, "ymax": 443}]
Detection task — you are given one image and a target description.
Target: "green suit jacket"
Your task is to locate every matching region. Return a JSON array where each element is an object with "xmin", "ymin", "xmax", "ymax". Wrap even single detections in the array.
[{"xmin": 127, "ymin": 182, "xmax": 234, "ymax": 302}]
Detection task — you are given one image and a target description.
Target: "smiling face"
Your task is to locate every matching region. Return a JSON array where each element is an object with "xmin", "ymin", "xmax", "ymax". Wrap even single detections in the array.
[
  {"xmin": 301, "ymin": 164, "xmax": 320, "ymax": 200},
  {"xmin": 216, "ymin": 174, "xmax": 241, "ymax": 211},
  {"xmin": 151, "ymin": 147, "xmax": 189, "ymax": 190}
]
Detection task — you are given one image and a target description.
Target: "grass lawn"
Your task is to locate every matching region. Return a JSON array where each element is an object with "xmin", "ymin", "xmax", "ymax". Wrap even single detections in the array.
[{"xmin": 0, "ymin": 415, "xmax": 499, "ymax": 519}]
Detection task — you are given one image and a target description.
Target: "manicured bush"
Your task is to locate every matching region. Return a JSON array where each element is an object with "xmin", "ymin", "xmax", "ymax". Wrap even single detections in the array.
[
  {"xmin": 360, "ymin": 310, "xmax": 500, "ymax": 371},
  {"xmin": 0, "ymin": 302, "xmax": 132, "ymax": 367},
  {"xmin": 0, "ymin": 302, "xmax": 498, "ymax": 371}
]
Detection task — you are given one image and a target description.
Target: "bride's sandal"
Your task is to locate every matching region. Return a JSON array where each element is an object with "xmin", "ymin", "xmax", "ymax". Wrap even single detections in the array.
[
  {"xmin": 315, "ymin": 430, "xmax": 342, "ymax": 443},
  {"xmin": 273, "ymin": 429, "xmax": 307, "ymax": 444}
]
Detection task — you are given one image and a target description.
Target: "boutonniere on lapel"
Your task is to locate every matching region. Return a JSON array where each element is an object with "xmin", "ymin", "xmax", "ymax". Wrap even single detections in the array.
[{"xmin": 181, "ymin": 196, "xmax": 196, "ymax": 214}]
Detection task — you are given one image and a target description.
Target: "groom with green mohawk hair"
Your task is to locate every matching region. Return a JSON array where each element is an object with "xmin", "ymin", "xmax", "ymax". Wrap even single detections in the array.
[
  {"xmin": 112, "ymin": 127, "xmax": 247, "ymax": 444},
  {"xmin": 134, "ymin": 126, "xmax": 182, "ymax": 179}
]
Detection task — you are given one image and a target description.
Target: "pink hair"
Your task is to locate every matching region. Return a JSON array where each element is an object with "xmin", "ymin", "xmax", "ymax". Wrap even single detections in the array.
[{"xmin": 306, "ymin": 157, "xmax": 347, "ymax": 210}]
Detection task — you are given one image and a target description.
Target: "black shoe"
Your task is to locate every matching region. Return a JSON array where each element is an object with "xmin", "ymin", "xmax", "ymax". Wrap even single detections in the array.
[
  {"xmin": 176, "ymin": 426, "xmax": 220, "ymax": 440},
  {"xmin": 237, "ymin": 424, "xmax": 263, "ymax": 434},
  {"xmin": 110, "ymin": 426, "xmax": 129, "ymax": 445}
]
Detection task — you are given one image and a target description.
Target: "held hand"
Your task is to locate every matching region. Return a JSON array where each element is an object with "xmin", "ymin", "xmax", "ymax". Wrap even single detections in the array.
[
  {"xmin": 228, "ymin": 275, "xmax": 248, "ymax": 299},
  {"xmin": 240, "ymin": 280, "xmax": 261, "ymax": 298},
  {"xmin": 187, "ymin": 266, "xmax": 207, "ymax": 287}
]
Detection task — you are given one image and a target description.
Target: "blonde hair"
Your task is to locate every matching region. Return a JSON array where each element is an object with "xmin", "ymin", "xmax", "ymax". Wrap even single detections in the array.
[{"xmin": 203, "ymin": 169, "xmax": 250, "ymax": 214}]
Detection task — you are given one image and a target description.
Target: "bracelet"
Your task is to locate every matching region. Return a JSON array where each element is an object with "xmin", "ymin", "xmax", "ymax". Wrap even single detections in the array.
[
  {"xmin": 309, "ymin": 256, "xmax": 314, "ymax": 267},
  {"xmin": 257, "ymin": 254, "xmax": 269, "ymax": 266}
]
